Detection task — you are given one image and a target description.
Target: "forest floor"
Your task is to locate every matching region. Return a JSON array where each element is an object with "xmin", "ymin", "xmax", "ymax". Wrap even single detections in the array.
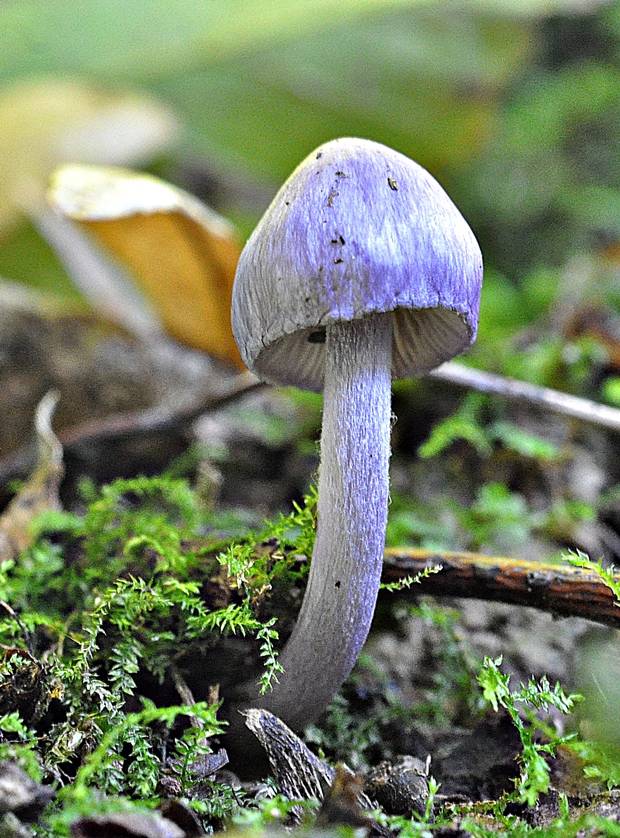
[{"xmin": 1, "ymin": 367, "xmax": 620, "ymax": 837}]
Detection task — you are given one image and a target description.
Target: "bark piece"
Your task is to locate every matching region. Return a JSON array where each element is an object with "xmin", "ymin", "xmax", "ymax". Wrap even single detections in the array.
[{"xmin": 383, "ymin": 548, "xmax": 620, "ymax": 628}]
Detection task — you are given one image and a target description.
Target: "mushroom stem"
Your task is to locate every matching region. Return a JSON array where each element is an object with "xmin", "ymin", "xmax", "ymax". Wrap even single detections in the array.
[{"xmin": 259, "ymin": 313, "xmax": 393, "ymax": 729}]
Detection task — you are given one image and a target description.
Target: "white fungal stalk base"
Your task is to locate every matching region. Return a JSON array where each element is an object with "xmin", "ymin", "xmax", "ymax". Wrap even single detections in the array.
[{"xmin": 259, "ymin": 313, "xmax": 393, "ymax": 728}]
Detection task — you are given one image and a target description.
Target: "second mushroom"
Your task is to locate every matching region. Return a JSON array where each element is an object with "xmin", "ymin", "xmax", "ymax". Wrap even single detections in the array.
[{"xmin": 232, "ymin": 137, "xmax": 483, "ymax": 730}]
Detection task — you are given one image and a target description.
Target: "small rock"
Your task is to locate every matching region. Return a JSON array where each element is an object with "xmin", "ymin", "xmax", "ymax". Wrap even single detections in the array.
[
  {"xmin": 0, "ymin": 762, "xmax": 53, "ymax": 821},
  {"xmin": 365, "ymin": 755, "xmax": 428, "ymax": 815},
  {"xmin": 158, "ymin": 800, "xmax": 204, "ymax": 836},
  {"xmin": 70, "ymin": 811, "xmax": 185, "ymax": 838},
  {"xmin": 0, "ymin": 811, "xmax": 33, "ymax": 837}
]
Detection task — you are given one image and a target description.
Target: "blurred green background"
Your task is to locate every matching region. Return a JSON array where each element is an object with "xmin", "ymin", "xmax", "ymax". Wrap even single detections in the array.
[{"xmin": 0, "ymin": 0, "xmax": 619, "ymax": 398}]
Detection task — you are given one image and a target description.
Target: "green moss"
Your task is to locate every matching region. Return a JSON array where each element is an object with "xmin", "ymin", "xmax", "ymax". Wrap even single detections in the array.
[
  {"xmin": 1, "ymin": 474, "xmax": 619, "ymax": 836},
  {"xmin": 0, "ymin": 474, "xmax": 317, "ymax": 833}
]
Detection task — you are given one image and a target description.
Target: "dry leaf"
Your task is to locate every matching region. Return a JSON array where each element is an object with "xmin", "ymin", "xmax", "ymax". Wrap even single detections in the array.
[
  {"xmin": 48, "ymin": 164, "xmax": 243, "ymax": 367},
  {"xmin": 0, "ymin": 78, "xmax": 178, "ymax": 234},
  {"xmin": 0, "ymin": 391, "xmax": 63, "ymax": 560}
]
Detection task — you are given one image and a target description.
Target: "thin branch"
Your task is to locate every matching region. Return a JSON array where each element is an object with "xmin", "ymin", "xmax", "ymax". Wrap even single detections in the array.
[
  {"xmin": 54, "ymin": 360, "xmax": 620, "ymax": 451},
  {"xmin": 1, "ymin": 356, "xmax": 618, "ymax": 488},
  {"xmin": 431, "ymin": 361, "xmax": 620, "ymax": 434},
  {"xmin": 59, "ymin": 371, "xmax": 261, "ymax": 447},
  {"xmin": 169, "ymin": 663, "xmax": 203, "ymax": 730},
  {"xmin": 382, "ymin": 547, "xmax": 620, "ymax": 628},
  {"xmin": 0, "ymin": 373, "xmax": 262, "ymax": 484}
]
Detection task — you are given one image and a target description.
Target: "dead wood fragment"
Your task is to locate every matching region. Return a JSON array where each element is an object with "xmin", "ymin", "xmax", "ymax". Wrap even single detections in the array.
[
  {"xmin": 431, "ymin": 361, "xmax": 620, "ymax": 433},
  {"xmin": 243, "ymin": 708, "xmax": 334, "ymax": 809},
  {"xmin": 382, "ymin": 548, "xmax": 620, "ymax": 628},
  {"xmin": 244, "ymin": 709, "xmax": 381, "ymax": 826},
  {"xmin": 244, "ymin": 710, "xmax": 417, "ymax": 831}
]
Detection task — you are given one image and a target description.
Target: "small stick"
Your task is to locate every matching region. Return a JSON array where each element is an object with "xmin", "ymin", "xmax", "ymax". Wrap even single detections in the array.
[
  {"xmin": 382, "ymin": 547, "xmax": 620, "ymax": 628},
  {"xmin": 431, "ymin": 361, "xmax": 620, "ymax": 434},
  {"xmin": 1, "ymin": 358, "xmax": 618, "ymax": 487},
  {"xmin": 75, "ymin": 361, "xmax": 620, "ymax": 445},
  {"xmin": 35, "ymin": 361, "xmax": 620, "ymax": 467},
  {"xmin": 169, "ymin": 663, "xmax": 203, "ymax": 729},
  {"xmin": 59, "ymin": 371, "xmax": 260, "ymax": 446},
  {"xmin": 0, "ymin": 373, "xmax": 262, "ymax": 484},
  {"xmin": 57, "ymin": 361, "xmax": 620, "ymax": 449}
]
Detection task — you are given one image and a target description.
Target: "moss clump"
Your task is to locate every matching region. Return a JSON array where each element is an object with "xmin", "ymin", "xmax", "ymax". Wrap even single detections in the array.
[{"xmin": 0, "ymin": 475, "xmax": 317, "ymax": 833}]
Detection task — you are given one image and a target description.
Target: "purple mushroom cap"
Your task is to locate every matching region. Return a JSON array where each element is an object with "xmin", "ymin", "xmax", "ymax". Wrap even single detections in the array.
[{"xmin": 232, "ymin": 137, "xmax": 483, "ymax": 390}]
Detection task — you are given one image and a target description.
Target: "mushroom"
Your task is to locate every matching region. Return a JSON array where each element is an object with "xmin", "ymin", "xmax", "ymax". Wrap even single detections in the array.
[{"xmin": 232, "ymin": 137, "xmax": 483, "ymax": 730}]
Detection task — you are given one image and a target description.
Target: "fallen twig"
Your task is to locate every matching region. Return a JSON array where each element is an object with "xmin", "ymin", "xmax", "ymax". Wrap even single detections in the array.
[
  {"xmin": 59, "ymin": 370, "xmax": 260, "ymax": 447},
  {"xmin": 0, "ymin": 372, "xmax": 262, "ymax": 484},
  {"xmin": 51, "ymin": 362, "xmax": 620, "ymax": 456},
  {"xmin": 431, "ymin": 361, "xmax": 620, "ymax": 434},
  {"xmin": 1, "ymin": 357, "xmax": 618, "ymax": 489},
  {"xmin": 382, "ymin": 547, "xmax": 620, "ymax": 628},
  {"xmin": 60, "ymin": 361, "xmax": 620, "ymax": 448}
]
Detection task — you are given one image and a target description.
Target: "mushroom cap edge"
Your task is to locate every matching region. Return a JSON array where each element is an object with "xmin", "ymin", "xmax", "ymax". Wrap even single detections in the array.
[{"xmin": 232, "ymin": 137, "xmax": 483, "ymax": 390}]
